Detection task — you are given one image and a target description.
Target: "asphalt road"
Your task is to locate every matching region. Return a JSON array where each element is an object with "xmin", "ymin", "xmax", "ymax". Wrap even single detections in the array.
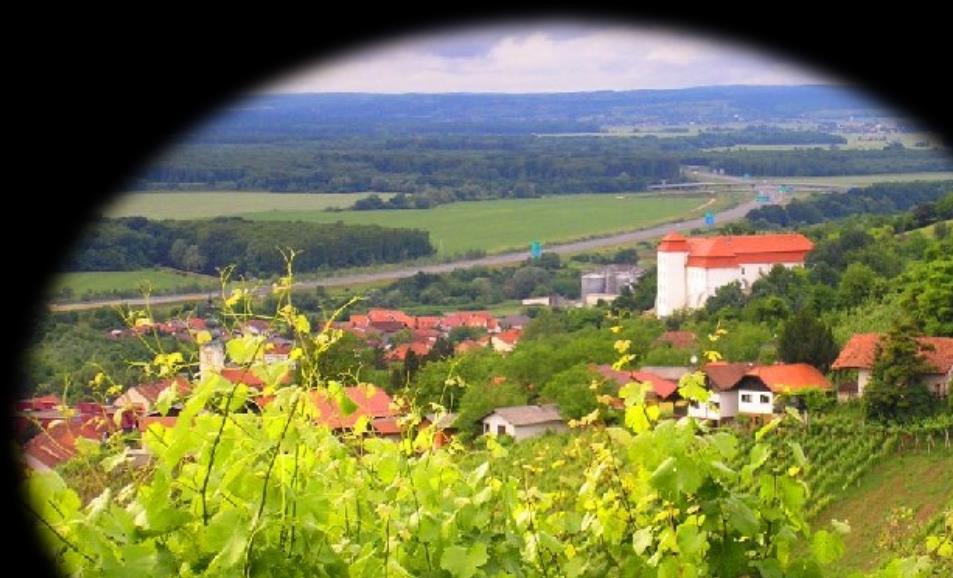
[{"xmin": 50, "ymin": 196, "xmax": 763, "ymax": 312}]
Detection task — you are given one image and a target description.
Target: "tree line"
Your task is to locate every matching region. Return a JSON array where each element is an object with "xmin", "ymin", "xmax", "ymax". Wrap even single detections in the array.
[
  {"xmin": 747, "ymin": 181, "xmax": 953, "ymax": 228},
  {"xmin": 64, "ymin": 217, "xmax": 434, "ymax": 277}
]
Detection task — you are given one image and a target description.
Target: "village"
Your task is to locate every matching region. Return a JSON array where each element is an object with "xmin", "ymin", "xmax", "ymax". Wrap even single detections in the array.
[{"xmin": 18, "ymin": 231, "xmax": 953, "ymax": 473}]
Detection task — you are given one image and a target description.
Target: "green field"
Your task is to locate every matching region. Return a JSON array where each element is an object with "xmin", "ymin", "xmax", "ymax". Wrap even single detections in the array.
[
  {"xmin": 104, "ymin": 191, "xmax": 396, "ymax": 219},
  {"xmin": 839, "ymin": 132, "xmax": 945, "ymax": 150},
  {"xmin": 52, "ymin": 268, "xmax": 219, "ymax": 299},
  {"xmin": 762, "ymin": 172, "xmax": 953, "ymax": 187},
  {"xmin": 809, "ymin": 452, "xmax": 953, "ymax": 573},
  {"xmin": 241, "ymin": 194, "xmax": 713, "ymax": 257}
]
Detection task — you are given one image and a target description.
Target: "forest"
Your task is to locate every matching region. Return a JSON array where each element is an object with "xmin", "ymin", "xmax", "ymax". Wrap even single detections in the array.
[
  {"xmin": 63, "ymin": 217, "xmax": 435, "ymax": 276},
  {"xmin": 177, "ymin": 86, "xmax": 882, "ymax": 141},
  {"xmin": 746, "ymin": 180, "xmax": 953, "ymax": 228}
]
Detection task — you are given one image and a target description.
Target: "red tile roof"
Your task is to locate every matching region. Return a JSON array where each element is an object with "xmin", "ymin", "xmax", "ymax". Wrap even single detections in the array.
[
  {"xmin": 370, "ymin": 417, "xmax": 402, "ymax": 436},
  {"xmin": 442, "ymin": 311, "xmax": 499, "ymax": 331},
  {"xmin": 656, "ymin": 331, "xmax": 697, "ymax": 349},
  {"xmin": 495, "ymin": 328, "xmax": 522, "ymax": 345},
  {"xmin": 415, "ymin": 316, "xmax": 442, "ymax": 330},
  {"xmin": 386, "ymin": 341, "xmax": 434, "ymax": 361},
  {"xmin": 659, "ymin": 233, "xmax": 813, "ymax": 269},
  {"xmin": 745, "ymin": 363, "xmax": 832, "ymax": 393},
  {"xmin": 135, "ymin": 376, "xmax": 192, "ymax": 404},
  {"xmin": 658, "ymin": 232, "xmax": 689, "ymax": 252},
  {"xmin": 16, "ymin": 394, "xmax": 62, "ymax": 411},
  {"xmin": 630, "ymin": 370, "xmax": 680, "ymax": 399},
  {"xmin": 367, "ymin": 309, "xmax": 415, "ymax": 327},
  {"xmin": 703, "ymin": 362, "xmax": 754, "ymax": 391},
  {"xmin": 593, "ymin": 365, "xmax": 679, "ymax": 400},
  {"xmin": 22, "ymin": 417, "xmax": 113, "ymax": 469},
  {"xmin": 220, "ymin": 367, "xmax": 294, "ymax": 388},
  {"xmin": 309, "ymin": 385, "xmax": 395, "ymax": 429},
  {"xmin": 138, "ymin": 416, "xmax": 178, "ymax": 433},
  {"xmin": 832, "ymin": 334, "xmax": 953, "ymax": 374}
]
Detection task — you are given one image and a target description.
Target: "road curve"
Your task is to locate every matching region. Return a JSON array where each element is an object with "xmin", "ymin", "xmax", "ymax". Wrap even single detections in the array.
[{"xmin": 50, "ymin": 198, "xmax": 761, "ymax": 312}]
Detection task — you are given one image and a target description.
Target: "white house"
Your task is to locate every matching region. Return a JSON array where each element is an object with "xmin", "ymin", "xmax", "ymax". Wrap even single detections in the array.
[
  {"xmin": 832, "ymin": 334, "xmax": 953, "ymax": 398},
  {"xmin": 481, "ymin": 405, "xmax": 568, "ymax": 441},
  {"xmin": 688, "ymin": 362, "xmax": 832, "ymax": 423},
  {"xmin": 655, "ymin": 232, "xmax": 814, "ymax": 317}
]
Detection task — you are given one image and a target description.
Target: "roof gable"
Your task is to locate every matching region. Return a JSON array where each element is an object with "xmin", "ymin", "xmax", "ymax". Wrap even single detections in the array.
[
  {"xmin": 832, "ymin": 334, "xmax": 953, "ymax": 374},
  {"xmin": 660, "ymin": 233, "xmax": 814, "ymax": 268},
  {"xmin": 485, "ymin": 405, "xmax": 563, "ymax": 426}
]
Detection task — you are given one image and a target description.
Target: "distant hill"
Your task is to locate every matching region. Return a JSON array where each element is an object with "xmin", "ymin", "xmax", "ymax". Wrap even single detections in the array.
[{"xmin": 183, "ymin": 85, "xmax": 885, "ymax": 142}]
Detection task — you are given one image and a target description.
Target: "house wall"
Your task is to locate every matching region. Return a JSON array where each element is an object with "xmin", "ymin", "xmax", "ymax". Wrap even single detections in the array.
[
  {"xmin": 491, "ymin": 338, "xmax": 515, "ymax": 353},
  {"xmin": 663, "ymin": 257, "xmax": 805, "ymax": 316},
  {"xmin": 482, "ymin": 414, "xmax": 514, "ymax": 437},
  {"xmin": 719, "ymin": 389, "xmax": 740, "ymax": 418},
  {"xmin": 856, "ymin": 370, "xmax": 873, "ymax": 396},
  {"xmin": 688, "ymin": 392, "xmax": 721, "ymax": 421},
  {"xmin": 923, "ymin": 374, "xmax": 949, "ymax": 398},
  {"xmin": 738, "ymin": 263, "xmax": 776, "ymax": 290},
  {"xmin": 511, "ymin": 421, "xmax": 569, "ymax": 441},
  {"xmin": 656, "ymin": 250, "xmax": 688, "ymax": 317},
  {"xmin": 686, "ymin": 266, "xmax": 738, "ymax": 309},
  {"xmin": 738, "ymin": 389, "xmax": 774, "ymax": 415}
]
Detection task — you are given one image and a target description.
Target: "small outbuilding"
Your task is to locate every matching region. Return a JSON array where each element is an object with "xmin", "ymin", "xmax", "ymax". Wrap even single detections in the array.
[{"xmin": 480, "ymin": 405, "xmax": 567, "ymax": 441}]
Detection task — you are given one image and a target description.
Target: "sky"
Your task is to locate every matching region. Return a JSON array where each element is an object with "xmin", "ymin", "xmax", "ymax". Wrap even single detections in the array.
[{"xmin": 264, "ymin": 22, "xmax": 834, "ymax": 94}]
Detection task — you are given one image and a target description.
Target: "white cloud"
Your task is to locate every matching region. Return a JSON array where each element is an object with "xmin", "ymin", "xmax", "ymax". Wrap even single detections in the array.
[{"xmin": 261, "ymin": 23, "xmax": 834, "ymax": 94}]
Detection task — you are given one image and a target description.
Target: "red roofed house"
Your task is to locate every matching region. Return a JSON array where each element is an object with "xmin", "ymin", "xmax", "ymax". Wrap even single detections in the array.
[
  {"xmin": 21, "ymin": 417, "xmax": 114, "ymax": 471},
  {"xmin": 113, "ymin": 376, "xmax": 192, "ymax": 415},
  {"xmin": 655, "ymin": 331, "xmax": 698, "ymax": 350},
  {"xmin": 308, "ymin": 385, "xmax": 397, "ymax": 436},
  {"xmin": 592, "ymin": 364, "xmax": 681, "ymax": 405},
  {"xmin": 656, "ymin": 232, "xmax": 814, "ymax": 317},
  {"xmin": 491, "ymin": 328, "xmax": 522, "ymax": 353},
  {"xmin": 441, "ymin": 311, "xmax": 500, "ymax": 333},
  {"xmin": 832, "ymin": 334, "xmax": 953, "ymax": 398},
  {"xmin": 688, "ymin": 362, "xmax": 831, "ymax": 422},
  {"xmin": 386, "ymin": 341, "xmax": 434, "ymax": 362}
]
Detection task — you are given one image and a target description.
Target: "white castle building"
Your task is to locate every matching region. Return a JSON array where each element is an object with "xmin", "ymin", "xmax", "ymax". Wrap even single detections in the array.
[{"xmin": 655, "ymin": 231, "xmax": 814, "ymax": 317}]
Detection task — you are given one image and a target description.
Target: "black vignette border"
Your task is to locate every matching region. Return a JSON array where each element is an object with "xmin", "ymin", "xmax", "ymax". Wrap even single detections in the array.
[{"xmin": 7, "ymin": 6, "xmax": 952, "ymax": 576}]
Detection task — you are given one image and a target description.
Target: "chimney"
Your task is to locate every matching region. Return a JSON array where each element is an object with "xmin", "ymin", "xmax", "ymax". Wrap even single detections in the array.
[{"xmin": 199, "ymin": 340, "xmax": 225, "ymax": 380}]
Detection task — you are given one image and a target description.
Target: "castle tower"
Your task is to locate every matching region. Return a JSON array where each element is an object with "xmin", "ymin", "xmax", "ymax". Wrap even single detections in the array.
[{"xmin": 656, "ymin": 232, "xmax": 689, "ymax": 317}]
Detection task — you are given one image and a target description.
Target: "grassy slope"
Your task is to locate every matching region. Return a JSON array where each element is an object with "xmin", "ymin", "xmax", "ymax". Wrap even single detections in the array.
[
  {"xmin": 811, "ymin": 452, "xmax": 953, "ymax": 573},
  {"xmin": 241, "ymin": 194, "xmax": 710, "ymax": 257},
  {"xmin": 103, "ymin": 191, "xmax": 395, "ymax": 219},
  {"xmin": 905, "ymin": 219, "xmax": 953, "ymax": 239},
  {"xmin": 53, "ymin": 268, "xmax": 219, "ymax": 296}
]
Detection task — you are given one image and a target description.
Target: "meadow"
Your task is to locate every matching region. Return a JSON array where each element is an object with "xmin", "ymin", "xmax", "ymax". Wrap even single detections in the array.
[
  {"xmin": 241, "ymin": 193, "xmax": 715, "ymax": 257},
  {"xmin": 763, "ymin": 172, "xmax": 953, "ymax": 187},
  {"xmin": 52, "ymin": 268, "xmax": 219, "ymax": 300},
  {"xmin": 103, "ymin": 191, "xmax": 396, "ymax": 219}
]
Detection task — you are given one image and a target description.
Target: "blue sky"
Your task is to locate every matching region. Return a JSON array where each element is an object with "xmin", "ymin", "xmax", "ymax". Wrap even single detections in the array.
[{"xmin": 264, "ymin": 21, "xmax": 835, "ymax": 93}]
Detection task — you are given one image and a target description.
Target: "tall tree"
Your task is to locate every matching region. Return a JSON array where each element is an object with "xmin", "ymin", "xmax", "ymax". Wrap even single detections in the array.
[
  {"xmin": 777, "ymin": 309, "xmax": 839, "ymax": 371},
  {"xmin": 864, "ymin": 320, "xmax": 936, "ymax": 422}
]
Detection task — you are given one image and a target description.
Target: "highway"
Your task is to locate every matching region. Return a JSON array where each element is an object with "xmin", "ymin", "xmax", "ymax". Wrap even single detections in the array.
[{"xmin": 49, "ymin": 196, "xmax": 762, "ymax": 312}]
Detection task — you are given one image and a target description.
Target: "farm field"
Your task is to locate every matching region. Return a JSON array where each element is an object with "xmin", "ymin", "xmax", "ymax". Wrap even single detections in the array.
[
  {"xmin": 761, "ymin": 172, "xmax": 953, "ymax": 187},
  {"xmin": 104, "ymin": 191, "xmax": 396, "ymax": 219},
  {"xmin": 240, "ymin": 193, "xmax": 720, "ymax": 257},
  {"xmin": 808, "ymin": 452, "xmax": 953, "ymax": 573},
  {"xmin": 52, "ymin": 268, "xmax": 219, "ymax": 300}
]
